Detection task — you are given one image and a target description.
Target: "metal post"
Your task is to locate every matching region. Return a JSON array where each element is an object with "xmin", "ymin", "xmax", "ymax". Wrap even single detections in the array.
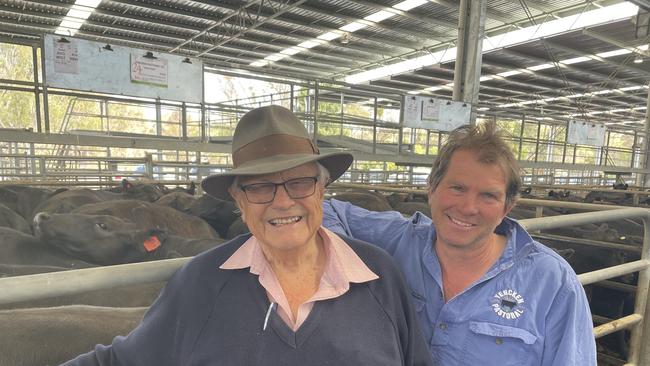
[
  {"xmin": 200, "ymin": 103, "xmax": 206, "ymax": 142},
  {"xmin": 452, "ymin": 0, "xmax": 486, "ymax": 123},
  {"xmin": 181, "ymin": 102, "xmax": 187, "ymax": 139},
  {"xmin": 290, "ymin": 84, "xmax": 294, "ymax": 112},
  {"xmin": 40, "ymin": 38, "xmax": 50, "ymax": 133},
  {"xmin": 518, "ymin": 116, "xmax": 525, "ymax": 160},
  {"xmin": 534, "ymin": 120, "xmax": 541, "ymax": 162},
  {"xmin": 340, "ymin": 92, "xmax": 345, "ymax": 137},
  {"xmin": 628, "ymin": 216, "xmax": 650, "ymax": 364},
  {"xmin": 639, "ymin": 83, "xmax": 650, "ymax": 187},
  {"xmin": 313, "ymin": 81, "xmax": 319, "ymax": 145},
  {"xmin": 32, "ymin": 46, "xmax": 42, "ymax": 133},
  {"xmin": 373, "ymin": 96, "xmax": 378, "ymax": 155}
]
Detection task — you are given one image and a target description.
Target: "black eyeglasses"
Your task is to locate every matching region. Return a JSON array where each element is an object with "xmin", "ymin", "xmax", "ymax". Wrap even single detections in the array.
[{"xmin": 239, "ymin": 176, "xmax": 319, "ymax": 204}]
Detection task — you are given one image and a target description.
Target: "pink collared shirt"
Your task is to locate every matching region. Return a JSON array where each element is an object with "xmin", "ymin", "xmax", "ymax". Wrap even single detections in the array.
[{"xmin": 220, "ymin": 227, "xmax": 379, "ymax": 331}]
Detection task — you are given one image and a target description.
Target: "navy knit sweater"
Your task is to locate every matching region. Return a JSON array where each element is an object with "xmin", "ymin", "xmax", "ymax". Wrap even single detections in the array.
[{"xmin": 63, "ymin": 233, "xmax": 434, "ymax": 366}]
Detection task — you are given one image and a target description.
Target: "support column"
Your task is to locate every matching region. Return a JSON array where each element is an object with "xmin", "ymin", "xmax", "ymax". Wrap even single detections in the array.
[
  {"xmin": 638, "ymin": 83, "xmax": 650, "ymax": 188},
  {"xmin": 452, "ymin": 0, "xmax": 487, "ymax": 124}
]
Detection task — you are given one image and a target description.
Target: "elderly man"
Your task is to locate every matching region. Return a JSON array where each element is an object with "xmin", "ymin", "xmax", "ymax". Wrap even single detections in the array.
[
  {"xmin": 62, "ymin": 105, "xmax": 433, "ymax": 366},
  {"xmin": 323, "ymin": 123, "xmax": 596, "ymax": 365}
]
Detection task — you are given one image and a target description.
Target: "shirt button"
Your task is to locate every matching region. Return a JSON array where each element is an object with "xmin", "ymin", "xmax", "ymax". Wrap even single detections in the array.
[
  {"xmin": 495, "ymin": 338, "xmax": 503, "ymax": 345},
  {"xmin": 439, "ymin": 323, "xmax": 447, "ymax": 330}
]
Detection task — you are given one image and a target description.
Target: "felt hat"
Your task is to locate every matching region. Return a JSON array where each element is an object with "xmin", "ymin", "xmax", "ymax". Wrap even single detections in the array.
[{"xmin": 201, "ymin": 105, "xmax": 353, "ymax": 200}]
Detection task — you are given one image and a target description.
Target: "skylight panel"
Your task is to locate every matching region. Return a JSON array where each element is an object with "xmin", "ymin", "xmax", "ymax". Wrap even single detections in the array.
[
  {"xmin": 365, "ymin": 10, "xmax": 395, "ymax": 23},
  {"xmin": 393, "ymin": 0, "xmax": 427, "ymax": 11}
]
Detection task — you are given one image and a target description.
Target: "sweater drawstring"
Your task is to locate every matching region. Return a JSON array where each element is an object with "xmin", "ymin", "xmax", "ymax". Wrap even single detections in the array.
[{"xmin": 263, "ymin": 302, "xmax": 276, "ymax": 331}]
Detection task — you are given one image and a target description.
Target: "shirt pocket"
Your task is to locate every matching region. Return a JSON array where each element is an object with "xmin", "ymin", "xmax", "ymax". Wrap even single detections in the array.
[{"xmin": 462, "ymin": 321, "xmax": 538, "ymax": 366}]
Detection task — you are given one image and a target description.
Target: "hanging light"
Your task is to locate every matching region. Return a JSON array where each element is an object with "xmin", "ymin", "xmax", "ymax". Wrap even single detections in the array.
[
  {"xmin": 143, "ymin": 51, "xmax": 157, "ymax": 59},
  {"xmin": 182, "ymin": 57, "xmax": 192, "ymax": 64},
  {"xmin": 102, "ymin": 44, "xmax": 113, "ymax": 51}
]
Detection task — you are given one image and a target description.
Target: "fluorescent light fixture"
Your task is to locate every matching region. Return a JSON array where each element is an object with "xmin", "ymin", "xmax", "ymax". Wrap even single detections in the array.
[
  {"xmin": 591, "ymin": 89, "xmax": 613, "ymax": 95},
  {"xmin": 250, "ymin": 60, "xmax": 268, "ymax": 67},
  {"xmin": 407, "ymin": 90, "xmax": 420, "ymax": 94},
  {"xmin": 75, "ymin": 0, "xmax": 102, "ymax": 7},
  {"xmin": 527, "ymin": 63, "xmax": 555, "ymax": 71},
  {"xmin": 480, "ymin": 76, "xmax": 493, "ymax": 81},
  {"xmin": 565, "ymin": 93, "xmax": 585, "ymax": 99},
  {"xmin": 67, "ymin": 7, "xmax": 93, "ymax": 20},
  {"xmin": 560, "ymin": 56, "xmax": 591, "ymax": 64},
  {"xmin": 393, "ymin": 0, "xmax": 427, "ymax": 11},
  {"xmin": 317, "ymin": 32, "xmax": 341, "ymax": 41},
  {"xmin": 365, "ymin": 10, "xmax": 395, "ymax": 23},
  {"xmin": 618, "ymin": 86, "xmax": 644, "ymax": 91},
  {"xmin": 596, "ymin": 49, "xmax": 631, "ymax": 58},
  {"xmin": 345, "ymin": 2, "xmax": 638, "ymax": 84},
  {"xmin": 425, "ymin": 86, "xmax": 442, "ymax": 91},
  {"xmin": 280, "ymin": 47, "xmax": 303, "ymax": 55},
  {"xmin": 634, "ymin": 57, "xmax": 643, "ymax": 64},
  {"xmin": 55, "ymin": 0, "xmax": 103, "ymax": 36},
  {"xmin": 497, "ymin": 70, "xmax": 522, "ymax": 77},
  {"xmin": 297, "ymin": 40, "xmax": 323, "ymax": 49},
  {"xmin": 477, "ymin": 107, "xmax": 490, "ymax": 111},
  {"xmin": 340, "ymin": 22, "xmax": 367, "ymax": 33},
  {"xmin": 264, "ymin": 54, "xmax": 286, "ymax": 61}
]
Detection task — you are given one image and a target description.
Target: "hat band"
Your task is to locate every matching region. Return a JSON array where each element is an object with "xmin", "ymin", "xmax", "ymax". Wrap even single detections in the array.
[{"xmin": 233, "ymin": 134, "xmax": 319, "ymax": 167}]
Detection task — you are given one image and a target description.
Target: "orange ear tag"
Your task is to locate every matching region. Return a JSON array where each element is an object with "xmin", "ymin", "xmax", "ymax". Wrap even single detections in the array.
[{"xmin": 143, "ymin": 236, "xmax": 161, "ymax": 252}]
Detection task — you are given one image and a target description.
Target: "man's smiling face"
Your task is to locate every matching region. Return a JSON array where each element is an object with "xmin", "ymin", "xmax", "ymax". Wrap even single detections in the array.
[{"xmin": 428, "ymin": 149, "xmax": 512, "ymax": 252}]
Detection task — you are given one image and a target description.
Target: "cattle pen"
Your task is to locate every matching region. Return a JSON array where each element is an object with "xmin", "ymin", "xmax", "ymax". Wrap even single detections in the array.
[{"xmin": 0, "ymin": 197, "xmax": 649, "ymax": 365}]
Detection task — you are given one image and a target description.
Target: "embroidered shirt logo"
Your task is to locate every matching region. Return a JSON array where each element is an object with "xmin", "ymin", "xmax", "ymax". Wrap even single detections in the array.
[{"xmin": 491, "ymin": 289, "xmax": 525, "ymax": 320}]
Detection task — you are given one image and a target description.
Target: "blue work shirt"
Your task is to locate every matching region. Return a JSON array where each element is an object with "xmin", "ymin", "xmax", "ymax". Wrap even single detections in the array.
[{"xmin": 323, "ymin": 198, "xmax": 597, "ymax": 366}]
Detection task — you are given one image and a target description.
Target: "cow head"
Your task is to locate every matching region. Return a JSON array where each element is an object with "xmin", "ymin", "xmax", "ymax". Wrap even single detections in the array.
[{"xmin": 33, "ymin": 212, "xmax": 174, "ymax": 265}]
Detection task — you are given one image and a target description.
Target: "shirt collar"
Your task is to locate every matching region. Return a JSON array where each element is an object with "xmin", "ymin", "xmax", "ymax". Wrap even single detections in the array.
[{"xmin": 220, "ymin": 227, "xmax": 378, "ymax": 284}]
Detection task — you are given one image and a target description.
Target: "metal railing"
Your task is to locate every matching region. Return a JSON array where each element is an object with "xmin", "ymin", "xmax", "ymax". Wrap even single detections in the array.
[{"xmin": 0, "ymin": 206, "xmax": 650, "ymax": 363}]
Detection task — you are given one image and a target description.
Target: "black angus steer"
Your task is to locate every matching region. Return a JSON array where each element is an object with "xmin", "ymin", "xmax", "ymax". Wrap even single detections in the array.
[
  {"xmin": 0, "ymin": 202, "xmax": 31, "ymax": 234},
  {"xmin": 72, "ymin": 200, "xmax": 218, "ymax": 239},
  {"xmin": 34, "ymin": 212, "xmax": 224, "ymax": 263},
  {"xmin": 33, "ymin": 213, "xmax": 180, "ymax": 265},
  {"xmin": 0, "ymin": 227, "xmax": 95, "ymax": 268}
]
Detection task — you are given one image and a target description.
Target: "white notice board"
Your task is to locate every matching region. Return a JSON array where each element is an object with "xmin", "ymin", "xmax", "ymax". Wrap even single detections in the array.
[
  {"xmin": 402, "ymin": 95, "xmax": 471, "ymax": 131},
  {"xmin": 44, "ymin": 34, "xmax": 203, "ymax": 103},
  {"xmin": 567, "ymin": 120, "xmax": 606, "ymax": 146}
]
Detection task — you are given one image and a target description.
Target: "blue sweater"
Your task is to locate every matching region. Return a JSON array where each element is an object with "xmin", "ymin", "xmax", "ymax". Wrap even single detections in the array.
[{"xmin": 63, "ymin": 233, "xmax": 434, "ymax": 366}]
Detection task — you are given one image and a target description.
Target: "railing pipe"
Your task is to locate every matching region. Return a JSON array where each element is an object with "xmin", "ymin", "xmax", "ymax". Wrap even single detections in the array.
[{"xmin": 0, "ymin": 258, "xmax": 189, "ymax": 305}]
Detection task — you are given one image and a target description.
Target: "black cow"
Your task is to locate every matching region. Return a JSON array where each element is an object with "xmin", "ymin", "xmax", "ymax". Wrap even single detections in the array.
[
  {"xmin": 0, "ymin": 227, "xmax": 94, "ymax": 268},
  {"xmin": 329, "ymin": 190, "xmax": 393, "ymax": 211},
  {"xmin": 72, "ymin": 200, "xmax": 218, "ymax": 239},
  {"xmin": 0, "ymin": 185, "xmax": 56, "ymax": 220},
  {"xmin": 0, "ymin": 202, "xmax": 31, "ymax": 234},
  {"xmin": 28, "ymin": 188, "xmax": 118, "ymax": 221},
  {"xmin": 0, "ymin": 305, "xmax": 146, "ymax": 366},
  {"xmin": 33, "ymin": 213, "xmax": 180, "ymax": 265},
  {"xmin": 34, "ymin": 212, "xmax": 224, "ymax": 264},
  {"xmin": 188, "ymin": 194, "xmax": 239, "ymax": 238},
  {"xmin": 155, "ymin": 191, "xmax": 197, "ymax": 212}
]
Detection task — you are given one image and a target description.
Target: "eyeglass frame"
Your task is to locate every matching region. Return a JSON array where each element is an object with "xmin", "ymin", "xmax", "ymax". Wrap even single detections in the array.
[{"xmin": 237, "ymin": 176, "xmax": 321, "ymax": 204}]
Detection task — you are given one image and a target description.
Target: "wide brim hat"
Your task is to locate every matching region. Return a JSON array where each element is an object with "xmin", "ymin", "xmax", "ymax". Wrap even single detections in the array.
[{"xmin": 201, "ymin": 105, "xmax": 353, "ymax": 200}]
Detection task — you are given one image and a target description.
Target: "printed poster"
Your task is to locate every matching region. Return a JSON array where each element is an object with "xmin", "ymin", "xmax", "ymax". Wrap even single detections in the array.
[
  {"xmin": 130, "ymin": 54, "xmax": 168, "ymax": 87},
  {"xmin": 53, "ymin": 39, "xmax": 79, "ymax": 74}
]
